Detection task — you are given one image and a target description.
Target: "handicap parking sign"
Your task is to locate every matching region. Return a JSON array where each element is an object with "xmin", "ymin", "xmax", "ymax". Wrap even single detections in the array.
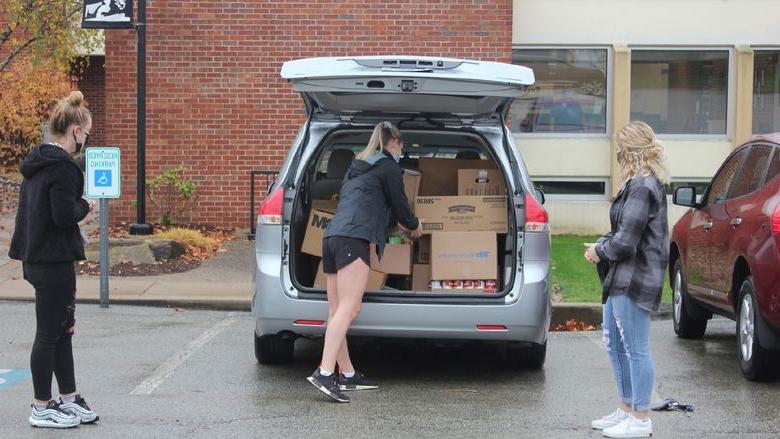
[
  {"xmin": 94, "ymin": 169, "xmax": 112, "ymax": 187},
  {"xmin": 86, "ymin": 147, "xmax": 121, "ymax": 198}
]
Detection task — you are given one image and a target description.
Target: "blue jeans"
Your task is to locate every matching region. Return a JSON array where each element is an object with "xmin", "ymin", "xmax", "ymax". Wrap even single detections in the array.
[{"xmin": 602, "ymin": 294, "xmax": 655, "ymax": 411}]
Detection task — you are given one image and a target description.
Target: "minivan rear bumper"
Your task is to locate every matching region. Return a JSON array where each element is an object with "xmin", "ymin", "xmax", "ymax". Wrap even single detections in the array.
[{"xmin": 252, "ymin": 253, "xmax": 551, "ymax": 344}]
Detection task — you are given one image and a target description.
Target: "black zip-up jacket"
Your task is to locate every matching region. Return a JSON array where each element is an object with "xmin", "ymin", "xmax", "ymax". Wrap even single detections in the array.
[
  {"xmin": 324, "ymin": 150, "xmax": 419, "ymax": 258},
  {"xmin": 9, "ymin": 144, "xmax": 89, "ymax": 263}
]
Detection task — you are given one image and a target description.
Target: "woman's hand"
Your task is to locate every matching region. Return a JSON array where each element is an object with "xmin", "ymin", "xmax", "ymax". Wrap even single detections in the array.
[
  {"xmin": 398, "ymin": 221, "xmax": 423, "ymax": 240},
  {"xmin": 583, "ymin": 243, "xmax": 600, "ymax": 265}
]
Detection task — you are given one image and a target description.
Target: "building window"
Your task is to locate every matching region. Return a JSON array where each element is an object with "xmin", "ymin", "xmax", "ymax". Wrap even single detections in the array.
[
  {"xmin": 533, "ymin": 178, "xmax": 608, "ymax": 201},
  {"xmin": 630, "ymin": 50, "xmax": 729, "ymax": 135},
  {"xmin": 753, "ymin": 50, "xmax": 780, "ymax": 134},
  {"xmin": 511, "ymin": 48, "xmax": 608, "ymax": 134}
]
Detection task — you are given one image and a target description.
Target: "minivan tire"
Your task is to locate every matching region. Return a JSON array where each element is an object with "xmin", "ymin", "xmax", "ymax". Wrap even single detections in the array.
[
  {"xmin": 672, "ymin": 259, "xmax": 708, "ymax": 339},
  {"xmin": 737, "ymin": 278, "xmax": 778, "ymax": 381},
  {"xmin": 507, "ymin": 341, "xmax": 546, "ymax": 370},
  {"xmin": 254, "ymin": 333, "xmax": 294, "ymax": 365}
]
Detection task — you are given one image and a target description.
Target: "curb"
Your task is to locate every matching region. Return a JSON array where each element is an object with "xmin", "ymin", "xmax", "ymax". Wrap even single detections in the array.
[{"xmin": 551, "ymin": 302, "xmax": 673, "ymax": 327}]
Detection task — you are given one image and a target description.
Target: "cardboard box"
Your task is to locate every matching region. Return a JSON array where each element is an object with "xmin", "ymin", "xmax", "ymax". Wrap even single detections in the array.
[
  {"xmin": 369, "ymin": 243, "xmax": 412, "ymax": 275},
  {"xmin": 412, "ymin": 264, "xmax": 431, "ymax": 291},
  {"xmin": 301, "ymin": 209, "xmax": 334, "ymax": 257},
  {"xmin": 458, "ymin": 169, "xmax": 506, "ymax": 196},
  {"xmin": 415, "ymin": 235, "xmax": 431, "ymax": 264},
  {"xmin": 431, "ymin": 231, "xmax": 497, "ymax": 280},
  {"xmin": 402, "ymin": 169, "xmax": 421, "ymax": 212},
  {"xmin": 415, "ymin": 195, "xmax": 507, "ymax": 233},
  {"xmin": 418, "ymin": 158, "xmax": 496, "ymax": 196},
  {"xmin": 313, "ymin": 262, "xmax": 387, "ymax": 290},
  {"xmin": 311, "ymin": 199, "xmax": 338, "ymax": 214}
]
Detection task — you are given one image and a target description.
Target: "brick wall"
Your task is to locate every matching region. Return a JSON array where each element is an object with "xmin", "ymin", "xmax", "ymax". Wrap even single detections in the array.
[
  {"xmin": 105, "ymin": 0, "xmax": 513, "ymax": 227},
  {"xmin": 77, "ymin": 56, "xmax": 107, "ymax": 148}
]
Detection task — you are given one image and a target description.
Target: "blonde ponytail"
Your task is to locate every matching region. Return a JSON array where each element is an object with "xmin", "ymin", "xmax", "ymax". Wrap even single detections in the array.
[{"xmin": 356, "ymin": 121, "xmax": 402, "ymax": 160}]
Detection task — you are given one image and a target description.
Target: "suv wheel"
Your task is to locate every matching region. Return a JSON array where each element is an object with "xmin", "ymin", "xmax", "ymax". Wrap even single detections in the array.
[
  {"xmin": 672, "ymin": 259, "xmax": 708, "ymax": 339},
  {"xmin": 507, "ymin": 341, "xmax": 546, "ymax": 370},
  {"xmin": 737, "ymin": 278, "xmax": 778, "ymax": 381},
  {"xmin": 254, "ymin": 333, "xmax": 294, "ymax": 364}
]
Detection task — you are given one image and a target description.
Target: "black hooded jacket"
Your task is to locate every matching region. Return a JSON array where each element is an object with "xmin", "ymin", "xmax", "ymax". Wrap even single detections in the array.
[
  {"xmin": 324, "ymin": 150, "xmax": 419, "ymax": 258},
  {"xmin": 9, "ymin": 144, "xmax": 89, "ymax": 263}
]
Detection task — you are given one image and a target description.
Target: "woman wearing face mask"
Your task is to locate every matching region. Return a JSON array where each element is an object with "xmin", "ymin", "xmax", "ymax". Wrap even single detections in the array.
[
  {"xmin": 584, "ymin": 121, "xmax": 669, "ymax": 438},
  {"xmin": 9, "ymin": 91, "xmax": 98, "ymax": 428},
  {"xmin": 307, "ymin": 121, "xmax": 423, "ymax": 403}
]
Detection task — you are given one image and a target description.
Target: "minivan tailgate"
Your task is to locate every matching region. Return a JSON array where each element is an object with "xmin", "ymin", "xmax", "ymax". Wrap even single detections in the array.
[{"xmin": 281, "ymin": 56, "xmax": 535, "ymax": 121}]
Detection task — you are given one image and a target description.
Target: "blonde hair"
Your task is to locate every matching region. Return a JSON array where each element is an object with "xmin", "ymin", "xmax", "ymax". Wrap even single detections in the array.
[
  {"xmin": 49, "ymin": 91, "xmax": 91, "ymax": 137},
  {"xmin": 356, "ymin": 121, "xmax": 403, "ymax": 160},
  {"xmin": 615, "ymin": 121, "xmax": 668, "ymax": 187}
]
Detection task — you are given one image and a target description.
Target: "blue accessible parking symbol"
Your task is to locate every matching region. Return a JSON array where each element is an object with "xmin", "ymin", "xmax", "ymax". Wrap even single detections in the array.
[{"xmin": 94, "ymin": 169, "xmax": 112, "ymax": 187}]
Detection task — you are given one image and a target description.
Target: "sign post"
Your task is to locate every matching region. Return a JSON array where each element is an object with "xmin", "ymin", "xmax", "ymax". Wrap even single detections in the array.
[{"xmin": 85, "ymin": 147, "xmax": 121, "ymax": 308}]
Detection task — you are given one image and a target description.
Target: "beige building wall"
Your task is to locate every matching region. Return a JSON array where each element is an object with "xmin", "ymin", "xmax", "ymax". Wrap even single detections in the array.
[{"xmin": 512, "ymin": 0, "xmax": 778, "ymax": 235}]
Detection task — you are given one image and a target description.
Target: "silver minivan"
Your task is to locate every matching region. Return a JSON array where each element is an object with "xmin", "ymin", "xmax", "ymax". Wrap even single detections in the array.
[{"xmin": 252, "ymin": 56, "xmax": 551, "ymax": 369}]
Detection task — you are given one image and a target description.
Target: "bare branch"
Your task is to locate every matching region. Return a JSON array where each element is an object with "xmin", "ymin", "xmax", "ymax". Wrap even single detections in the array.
[{"xmin": 0, "ymin": 37, "xmax": 38, "ymax": 72}]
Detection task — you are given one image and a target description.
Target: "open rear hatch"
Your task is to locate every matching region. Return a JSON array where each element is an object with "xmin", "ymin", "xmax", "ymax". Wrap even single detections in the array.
[
  {"xmin": 281, "ymin": 56, "xmax": 535, "ymax": 300},
  {"xmin": 281, "ymin": 55, "xmax": 534, "ymax": 123}
]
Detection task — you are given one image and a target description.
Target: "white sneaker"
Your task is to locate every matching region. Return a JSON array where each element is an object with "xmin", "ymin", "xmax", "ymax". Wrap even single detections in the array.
[
  {"xmin": 591, "ymin": 408, "xmax": 629, "ymax": 430},
  {"xmin": 603, "ymin": 414, "xmax": 653, "ymax": 438},
  {"xmin": 29, "ymin": 400, "xmax": 80, "ymax": 428},
  {"xmin": 60, "ymin": 394, "xmax": 99, "ymax": 424}
]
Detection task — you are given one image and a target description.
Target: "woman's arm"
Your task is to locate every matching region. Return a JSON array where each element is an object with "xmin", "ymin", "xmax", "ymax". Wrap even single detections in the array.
[
  {"xmin": 379, "ymin": 163, "xmax": 419, "ymax": 231},
  {"xmin": 595, "ymin": 185, "xmax": 652, "ymax": 263},
  {"xmin": 49, "ymin": 164, "xmax": 89, "ymax": 229}
]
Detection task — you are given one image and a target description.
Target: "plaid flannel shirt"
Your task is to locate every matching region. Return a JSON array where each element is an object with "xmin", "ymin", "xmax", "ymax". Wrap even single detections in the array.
[{"xmin": 595, "ymin": 175, "xmax": 669, "ymax": 312}]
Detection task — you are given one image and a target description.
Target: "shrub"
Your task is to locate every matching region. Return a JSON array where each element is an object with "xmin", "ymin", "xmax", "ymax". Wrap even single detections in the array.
[
  {"xmin": 147, "ymin": 165, "xmax": 198, "ymax": 225},
  {"xmin": 153, "ymin": 228, "xmax": 216, "ymax": 251}
]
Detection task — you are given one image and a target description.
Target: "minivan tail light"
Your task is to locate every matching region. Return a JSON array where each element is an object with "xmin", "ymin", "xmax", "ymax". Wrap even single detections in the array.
[
  {"xmin": 258, "ymin": 187, "xmax": 283, "ymax": 225},
  {"xmin": 772, "ymin": 203, "xmax": 780, "ymax": 236},
  {"xmin": 525, "ymin": 194, "xmax": 548, "ymax": 232}
]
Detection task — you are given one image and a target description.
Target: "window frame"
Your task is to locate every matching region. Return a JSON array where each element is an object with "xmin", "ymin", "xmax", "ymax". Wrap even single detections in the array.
[
  {"xmin": 532, "ymin": 177, "xmax": 610, "ymax": 201},
  {"xmin": 628, "ymin": 46, "xmax": 735, "ymax": 140},
  {"xmin": 510, "ymin": 45, "xmax": 612, "ymax": 138},
  {"xmin": 751, "ymin": 46, "xmax": 780, "ymax": 135}
]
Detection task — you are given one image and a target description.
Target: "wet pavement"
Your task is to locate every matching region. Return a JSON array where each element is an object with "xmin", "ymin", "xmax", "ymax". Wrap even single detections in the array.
[{"xmin": 0, "ymin": 302, "xmax": 778, "ymax": 438}]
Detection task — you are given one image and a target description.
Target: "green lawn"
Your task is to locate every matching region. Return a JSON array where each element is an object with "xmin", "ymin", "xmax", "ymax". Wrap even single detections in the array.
[{"xmin": 551, "ymin": 234, "xmax": 672, "ymax": 303}]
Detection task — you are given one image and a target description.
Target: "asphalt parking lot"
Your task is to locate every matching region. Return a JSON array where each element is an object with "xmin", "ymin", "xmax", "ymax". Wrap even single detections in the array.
[{"xmin": 0, "ymin": 302, "xmax": 778, "ymax": 438}]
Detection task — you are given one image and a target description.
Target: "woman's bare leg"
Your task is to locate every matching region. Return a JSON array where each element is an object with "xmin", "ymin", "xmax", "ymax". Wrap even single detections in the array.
[
  {"xmin": 319, "ymin": 259, "xmax": 369, "ymax": 373},
  {"xmin": 325, "ymin": 273, "xmax": 354, "ymax": 373}
]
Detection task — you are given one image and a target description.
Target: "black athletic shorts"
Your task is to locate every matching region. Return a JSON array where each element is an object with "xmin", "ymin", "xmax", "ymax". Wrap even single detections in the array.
[{"xmin": 322, "ymin": 236, "xmax": 370, "ymax": 274}]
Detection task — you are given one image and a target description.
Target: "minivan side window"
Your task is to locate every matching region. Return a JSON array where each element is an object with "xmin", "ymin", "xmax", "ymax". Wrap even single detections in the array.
[
  {"xmin": 705, "ymin": 148, "xmax": 748, "ymax": 206},
  {"xmin": 730, "ymin": 144, "xmax": 773, "ymax": 198},
  {"xmin": 765, "ymin": 147, "xmax": 780, "ymax": 183}
]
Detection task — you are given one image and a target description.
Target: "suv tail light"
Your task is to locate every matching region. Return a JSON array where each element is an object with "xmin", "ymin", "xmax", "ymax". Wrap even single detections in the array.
[
  {"xmin": 258, "ymin": 187, "xmax": 283, "ymax": 225},
  {"xmin": 525, "ymin": 194, "xmax": 548, "ymax": 232},
  {"xmin": 772, "ymin": 203, "xmax": 780, "ymax": 236}
]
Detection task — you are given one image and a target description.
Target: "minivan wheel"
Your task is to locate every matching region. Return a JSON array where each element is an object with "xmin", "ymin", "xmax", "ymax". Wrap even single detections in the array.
[
  {"xmin": 672, "ymin": 259, "xmax": 708, "ymax": 339},
  {"xmin": 737, "ymin": 278, "xmax": 778, "ymax": 381},
  {"xmin": 506, "ymin": 341, "xmax": 546, "ymax": 370},
  {"xmin": 254, "ymin": 333, "xmax": 294, "ymax": 365}
]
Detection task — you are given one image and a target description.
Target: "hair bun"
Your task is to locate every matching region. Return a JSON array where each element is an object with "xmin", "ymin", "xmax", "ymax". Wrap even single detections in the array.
[{"xmin": 66, "ymin": 91, "xmax": 85, "ymax": 107}]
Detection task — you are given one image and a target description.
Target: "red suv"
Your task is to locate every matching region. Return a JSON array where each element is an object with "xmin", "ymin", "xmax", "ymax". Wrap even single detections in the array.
[{"xmin": 670, "ymin": 134, "xmax": 780, "ymax": 381}]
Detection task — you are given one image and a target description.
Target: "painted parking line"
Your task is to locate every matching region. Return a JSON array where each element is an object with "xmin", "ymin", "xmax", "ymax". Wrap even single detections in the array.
[
  {"xmin": 130, "ymin": 314, "xmax": 238, "ymax": 395},
  {"xmin": 0, "ymin": 369, "xmax": 31, "ymax": 391}
]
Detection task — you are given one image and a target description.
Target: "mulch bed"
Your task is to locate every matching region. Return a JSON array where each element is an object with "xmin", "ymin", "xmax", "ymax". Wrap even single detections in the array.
[
  {"xmin": 77, "ymin": 259, "xmax": 203, "ymax": 276},
  {"xmin": 82, "ymin": 223, "xmax": 235, "ymax": 276}
]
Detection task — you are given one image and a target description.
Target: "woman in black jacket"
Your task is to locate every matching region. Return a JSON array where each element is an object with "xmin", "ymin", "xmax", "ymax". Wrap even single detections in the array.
[
  {"xmin": 307, "ymin": 121, "xmax": 422, "ymax": 403},
  {"xmin": 9, "ymin": 91, "xmax": 99, "ymax": 428},
  {"xmin": 585, "ymin": 121, "xmax": 669, "ymax": 438}
]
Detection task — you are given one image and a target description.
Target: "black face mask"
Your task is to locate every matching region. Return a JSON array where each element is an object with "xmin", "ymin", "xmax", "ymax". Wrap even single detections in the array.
[{"xmin": 74, "ymin": 132, "xmax": 89, "ymax": 154}]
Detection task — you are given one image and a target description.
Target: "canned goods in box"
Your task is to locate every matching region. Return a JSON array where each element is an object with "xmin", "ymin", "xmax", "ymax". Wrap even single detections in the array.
[
  {"xmin": 463, "ymin": 280, "xmax": 474, "ymax": 289},
  {"xmin": 430, "ymin": 280, "xmax": 442, "ymax": 290},
  {"xmin": 453, "ymin": 280, "xmax": 464, "ymax": 289},
  {"xmin": 474, "ymin": 280, "xmax": 485, "ymax": 289},
  {"xmin": 485, "ymin": 280, "xmax": 497, "ymax": 291}
]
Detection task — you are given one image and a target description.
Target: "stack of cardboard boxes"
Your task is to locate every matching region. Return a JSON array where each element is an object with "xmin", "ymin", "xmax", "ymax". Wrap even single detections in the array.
[
  {"xmin": 412, "ymin": 158, "xmax": 507, "ymax": 294},
  {"xmin": 301, "ymin": 160, "xmax": 506, "ymax": 294}
]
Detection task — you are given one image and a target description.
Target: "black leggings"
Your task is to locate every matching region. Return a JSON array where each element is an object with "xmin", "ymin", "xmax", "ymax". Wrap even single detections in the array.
[{"xmin": 23, "ymin": 262, "xmax": 77, "ymax": 401}]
